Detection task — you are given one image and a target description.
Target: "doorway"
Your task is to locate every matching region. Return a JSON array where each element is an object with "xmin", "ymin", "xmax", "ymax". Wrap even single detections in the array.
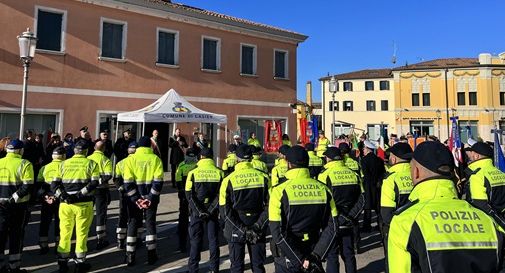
[{"xmin": 144, "ymin": 122, "xmax": 171, "ymax": 171}]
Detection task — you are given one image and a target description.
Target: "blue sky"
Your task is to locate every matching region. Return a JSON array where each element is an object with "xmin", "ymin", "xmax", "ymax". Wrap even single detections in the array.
[{"xmin": 180, "ymin": 0, "xmax": 505, "ymax": 102}]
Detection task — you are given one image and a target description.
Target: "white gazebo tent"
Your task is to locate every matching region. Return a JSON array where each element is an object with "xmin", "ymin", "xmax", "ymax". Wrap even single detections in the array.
[{"xmin": 116, "ymin": 88, "xmax": 228, "ymax": 163}]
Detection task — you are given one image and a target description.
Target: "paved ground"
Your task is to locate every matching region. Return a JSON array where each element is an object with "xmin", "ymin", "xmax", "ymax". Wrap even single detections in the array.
[{"xmin": 18, "ymin": 176, "xmax": 385, "ymax": 273}]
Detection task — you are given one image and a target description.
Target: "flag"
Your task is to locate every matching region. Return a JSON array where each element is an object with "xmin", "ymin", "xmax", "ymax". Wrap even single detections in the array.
[
  {"xmin": 449, "ymin": 117, "xmax": 462, "ymax": 166},
  {"xmin": 310, "ymin": 116, "xmax": 318, "ymax": 144},
  {"xmin": 466, "ymin": 125, "xmax": 473, "ymax": 141},
  {"xmin": 494, "ymin": 130, "xmax": 505, "ymax": 172}
]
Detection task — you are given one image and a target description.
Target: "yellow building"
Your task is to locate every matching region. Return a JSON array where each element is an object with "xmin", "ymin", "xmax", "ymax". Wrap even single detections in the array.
[
  {"xmin": 393, "ymin": 53, "xmax": 505, "ymax": 142},
  {"xmin": 319, "ymin": 69, "xmax": 396, "ymax": 142}
]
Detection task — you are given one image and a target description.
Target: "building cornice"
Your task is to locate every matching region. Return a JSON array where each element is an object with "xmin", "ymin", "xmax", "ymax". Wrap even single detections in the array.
[{"xmin": 76, "ymin": 0, "xmax": 308, "ymax": 45}]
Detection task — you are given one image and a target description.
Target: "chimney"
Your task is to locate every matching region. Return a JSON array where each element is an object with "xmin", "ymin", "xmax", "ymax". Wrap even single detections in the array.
[
  {"xmin": 306, "ymin": 81, "xmax": 312, "ymax": 107},
  {"xmin": 479, "ymin": 53, "xmax": 492, "ymax": 65}
]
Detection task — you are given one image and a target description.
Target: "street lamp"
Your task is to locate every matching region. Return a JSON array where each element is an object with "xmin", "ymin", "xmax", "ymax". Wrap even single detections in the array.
[
  {"xmin": 436, "ymin": 109, "xmax": 441, "ymax": 139},
  {"xmin": 329, "ymin": 76, "xmax": 338, "ymax": 143},
  {"xmin": 17, "ymin": 28, "xmax": 37, "ymax": 139}
]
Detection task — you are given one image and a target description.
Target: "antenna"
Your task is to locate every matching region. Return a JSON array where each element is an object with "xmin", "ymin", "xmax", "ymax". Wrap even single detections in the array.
[{"xmin": 391, "ymin": 41, "xmax": 397, "ymax": 64}]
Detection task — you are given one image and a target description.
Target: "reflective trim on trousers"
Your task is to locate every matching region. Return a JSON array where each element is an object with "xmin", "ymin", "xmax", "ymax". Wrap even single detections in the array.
[
  {"xmin": 117, "ymin": 228, "xmax": 127, "ymax": 239},
  {"xmin": 146, "ymin": 235, "xmax": 157, "ymax": 250},
  {"xmin": 126, "ymin": 236, "xmax": 137, "ymax": 252},
  {"xmin": 75, "ymin": 252, "xmax": 87, "ymax": 264}
]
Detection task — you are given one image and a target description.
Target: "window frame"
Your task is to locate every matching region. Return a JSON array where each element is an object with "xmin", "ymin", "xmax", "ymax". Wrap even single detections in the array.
[
  {"xmin": 365, "ymin": 81, "xmax": 374, "ymax": 91},
  {"xmin": 457, "ymin": 92, "xmax": 466, "ymax": 106},
  {"xmin": 329, "ymin": 101, "xmax": 339, "ymax": 111},
  {"xmin": 379, "ymin": 80, "xmax": 390, "ymax": 91},
  {"xmin": 366, "ymin": 100, "xmax": 376, "ymax": 111},
  {"xmin": 412, "ymin": 93, "xmax": 420, "ymax": 106},
  {"xmin": 343, "ymin": 101, "xmax": 353, "ymax": 111},
  {"xmin": 99, "ymin": 17, "xmax": 128, "ymax": 61},
  {"xmin": 343, "ymin": 82, "xmax": 353, "ymax": 91},
  {"xmin": 468, "ymin": 92, "xmax": 477, "ymax": 106},
  {"xmin": 422, "ymin": 93, "xmax": 431, "ymax": 106},
  {"xmin": 273, "ymin": 49, "xmax": 289, "ymax": 79},
  {"xmin": 381, "ymin": 100, "xmax": 389, "ymax": 111},
  {"xmin": 201, "ymin": 35, "xmax": 222, "ymax": 71},
  {"xmin": 34, "ymin": 5, "xmax": 67, "ymax": 54},
  {"xmin": 155, "ymin": 27, "xmax": 179, "ymax": 67},
  {"xmin": 240, "ymin": 43, "xmax": 257, "ymax": 76},
  {"xmin": 500, "ymin": 92, "xmax": 505, "ymax": 106}
]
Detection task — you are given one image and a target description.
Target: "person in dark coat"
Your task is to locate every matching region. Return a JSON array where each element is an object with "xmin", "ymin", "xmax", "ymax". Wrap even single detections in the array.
[
  {"xmin": 63, "ymin": 133, "xmax": 75, "ymax": 159},
  {"xmin": 114, "ymin": 129, "xmax": 135, "ymax": 162},
  {"xmin": 361, "ymin": 140, "xmax": 386, "ymax": 232},
  {"xmin": 75, "ymin": 126, "xmax": 94, "ymax": 156},
  {"xmin": 169, "ymin": 128, "xmax": 188, "ymax": 188},
  {"xmin": 44, "ymin": 133, "xmax": 63, "ymax": 165},
  {"xmin": 95, "ymin": 130, "xmax": 113, "ymax": 158}
]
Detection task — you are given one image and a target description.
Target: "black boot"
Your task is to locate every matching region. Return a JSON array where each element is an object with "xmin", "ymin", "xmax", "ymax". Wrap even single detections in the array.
[
  {"xmin": 125, "ymin": 252, "xmax": 135, "ymax": 266},
  {"xmin": 117, "ymin": 239, "xmax": 125, "ymax": 250},
  {"xmin": 74, "ymin": 262, "xmax": 91, "ymax": 273},
  {"xmin": 96, "ymin": 239, "xmax": 110, "ymax": 251},
  {"xmin": 147, "ymin": 250, "xmax": 158, "ymax": 265},
  {"xmin": 58, "ymin": 260, "xmax": 69, "ymax": 273}
]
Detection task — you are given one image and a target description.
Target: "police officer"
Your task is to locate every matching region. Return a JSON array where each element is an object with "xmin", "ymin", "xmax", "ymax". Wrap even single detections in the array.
[
  {"xmin": 465, "ymin": 141, "xmax": 505, "ymax": 221},
  {"xmin": 339, "ymin": 143, "xmax": 360, "ymax": 175},
  {"xmin": 123, "ymin": 136, "xmax": 164, "ymax": 266},
  {"xmin": 361, "ymin": 140, "xmax": 385, "ymax": 232},
  {"xmin": 185, "ymin": 148, "xmax": 223, "ymax": 273},
  {"xmin": 113, "ymin": 141, "xmax": 137, "ymax": 250},
  {"xmin": 380, "ymin": 143, "xmax": 413, "ymax": 236},
  {"xmin": 318, "ymin": 147, "xmax": 364, "ymax": 273},
  {"xmin": 0, "ymin": 139, "xmax": 34, "ymax": 272},
  {"xmin": 51, "ymin": 140, "xmax": 99, "ymax": 273},
  {"xmin": 251, "ymin": 146, "xmax": 268, "ymax": 173},
  {"xmin": 220, "ymin": 144, "xmax": 270, "ymax": 273},
  {"xmin": 306, "ymin": 143, "xmax": 323, "ymax": 179},
  {"xmin": 387, "ymin": 141, "xmax": 505, "ymax": 272},
  {"xmin": 37, "ymin": 146, "xmax": 65, "ymax": 254},
  {"xmin": 269, "ymin": 145, "xmax": 338, "ymax": 273},
  {"xmin": 87, "ymin": 141, "xmax": 112, "ymax": 250},
  {"xmin": 222, "ymin": 144, "xmax": 238, "ymax": 176},
  {"xmin": 316, "ymin": 130, "xmax": 330, "ymax": 161},
  {"xmin": 175, "ymin": 148, "xmax": 198, "ymax": 253},
  {"xmin": 271, "ymin": 145, "xmax": 290, "ymax": 188}
]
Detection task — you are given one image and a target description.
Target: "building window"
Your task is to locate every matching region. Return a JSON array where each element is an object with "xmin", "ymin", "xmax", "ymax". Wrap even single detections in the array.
[
  {"xmin": 343, "ymin": 101, "xmax": 353, "ymax": 111},
  {"xmin": 329, "ymin": 101, "xmax": 339, "ymax": 111},
  {"xmin": 274, "ymin": 49, "xmax": 288, "ymax": 78},
  {"xmin": 100, "ymin": 19, "xmax": 127, "ymax": 59},
  {"xmin": 410, "ymin": 121, "xmax": 434, "ymax": 136},
  {"xmin": 412, "ymin": 93, "xmax": 420, "ymax": 106},
  {"xmin": 380, "ymin": 81, "xmax": 390, "ymax": 90},
  {"xmin": 366, "ymin": 100, "xmax": 376, "ymax": 111},
  {"xmin": 458, "ymin": 120, "xmax": 478, "ymax": 144},
  {"xmin": 241, "ymin": 44, "xmax": 257, "ymax": 75},
  {"xmin": 365, "ymin": 81, "xmax": 374, "ymax": 91},
  {"xmin": 381, "ymin": 100, "xmax": 389, "ymax": 111},
  {"xmin": 157, "ymin": 28, "xmax": 179, "ymax": 65},
  {"xmin": 202, "ymin": 36, "xmax": 221, "ymax": 71},
  {"xmin": 343, "ymin": 82, "xmax": 353, "ymax": 91},
  {"xmin": 0, "ymin": 112, "xmax": 57, "ymax": 139},
  {"xmin": 469, "ymin": 92, "xmax": 477, "ymax": 105},
  {"xmin": 422, "ymin": 93, "xmax": 430, "ymax": 106},
  {"xmin": 367, "ymin": 124, "xmax": 388, "ymax": 140},
  {"xmin": 500, "ymin": 92, "xmax": 505, "ymax": 106},
  {"xmin": 35, "ymin": 7, "xmax": 66, "ymax": 52},
  {"xmin": 457, "ymin": 92, "xmax": 466, "ymax": 105}
]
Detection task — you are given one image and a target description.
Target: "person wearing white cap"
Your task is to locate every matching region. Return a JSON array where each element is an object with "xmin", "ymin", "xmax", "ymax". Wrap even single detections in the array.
[
  {"xmin": 233, "ymin": 135, "xmax": 243, "ymax": 146},
  {"xmin": 360, "ymin": 139, "xmax": 385, "ymax": 232}
]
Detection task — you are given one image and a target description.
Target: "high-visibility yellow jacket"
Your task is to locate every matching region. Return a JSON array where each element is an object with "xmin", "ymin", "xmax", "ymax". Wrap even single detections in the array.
[
  {"xmin": 88, "ymin": 150, "xmax": 112, "ymax": 188},
  {"xmin": 316, "ymin": 137, "xmax": 330, "ymax": 157},
  {"xmin": 0, "ymin": 153, "xmax": 34, "ymax": 203},
  {"xmin": 466, "ymin": 158, "xmax": 505, "ymax": 215},
  {"xmin": 248, "ymin": 138, "xmax": 261, "ymax": 148},
  {"xmin": 380, "ymin": 162, "xmax": 412, "ymax": 227},
  {"xmin": 387, "ymin": 178, "xmax": 504, "ymax": 273},
  {"xmin": 222, "ymin": 153, "xmax": 237, "ymax": 175},
  {"xmin": 186, "ymin": 158, "xmax": 223, "ymax": 215},
  {"xmin": 114, "ymin": 154, "xmax": 133, "ymax": 192},
  {"xmin": 38, "ymin": 158, "xmax": 63, "ymax": 196},
  {"xmin": 252, "ymin": 155, "xmax": 268, "ymax": 173},
  {"xmin": 123, "ymin": 147, "xmax": 164, "ymax": 202},
  {"xmin": 271, "ymin": 158, "xmax": 288, "ymax": 188}
]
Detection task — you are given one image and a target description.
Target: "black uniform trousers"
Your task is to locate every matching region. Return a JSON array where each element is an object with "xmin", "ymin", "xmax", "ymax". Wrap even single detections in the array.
[
  {"xmin": 229, "ymin": 239, "xmax": 266, "ymax": 273},
  {"xmin": 188, "ymin": 214, "xmax": 219, "ymax": 273},
  {"xmin": 116, "ymin": 192, "xmax": 128, "ymax": 242},
  {"xmin": 0, "ymin": 203, "xmax": 29, "ymax": 270},
  {"xmin": 274, "ymin": 256, "xmax": 304, "ymax": 273},
  {"xmin": 176, "ymin": 183, "xmax": 189, "ymax": 250},
  {"xmin": 126, "ymin": 201, "xmax": 157, "ymax": 253},
  {"xmin": 39, "ymin": 201, "xmax": 60, "ymax": 247},
  {"xmin": 326, "ymin": 227, "xmax": 357, "ymax": 273},
  {"xmin": 94, "ymin": 188, "xmax": 111, "ymax": 241}
]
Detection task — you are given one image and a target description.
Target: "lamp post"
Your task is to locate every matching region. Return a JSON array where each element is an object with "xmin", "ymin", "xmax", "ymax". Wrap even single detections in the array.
[
  {"xmin": 329, "ymin": 76, "xmax": 338, "ymax": 143},
  {"xmin": 17, "ymin": 28, "xmax": 37, "ymax": 139},
  {"xmin": 436, "ymin": 109, "xmax": 441, "ymax": 139}
]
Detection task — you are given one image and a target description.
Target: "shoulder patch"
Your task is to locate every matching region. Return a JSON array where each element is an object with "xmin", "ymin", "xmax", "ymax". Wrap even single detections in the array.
[{"xmin": 393, "ymin": 199, "xmax": 419, "ymax": 215}]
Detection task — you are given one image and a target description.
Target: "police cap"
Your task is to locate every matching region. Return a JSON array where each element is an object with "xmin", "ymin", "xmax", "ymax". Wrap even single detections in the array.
[
  {"xmin": 466, "ymin": 142, "xmax": 493, "ymax": 158},
  {"xmin": 138, "ymin": 136, "xmax": 151, "ymax": 147},
  {"xmin": 323, "ymin": 147, "xmax": 342, "ymax": 160},
  {"xmin": 412, "ymin": 141, "xmax": 454, "ymax": 176},
  {"xmin": 52, "ymin": 146, "xmax": 66, "ymax": 155},
  {"xmin": 338, "ymin": 142, "xmax": 351, "ymax": 154},
  {"xmin": 200, "ymin": 147, "xmax": 213, "ymax": 158},
  {"xmin": 286, "ymin": 146, "xmax": 309, "ymax": 167},
  {"xmin": 305, "ymin": 143, "xmax": 315, "ymax": 151},
  {"xmin": 278, "ymin": 145, "xmax": 290, "ymax": 156},
  {"xmin": 251, "ymin": 145, "xmax": 262, "ymax": 154},
  {"xmin": 74, "ymin": 140, "xmax": 89, "ymax": 150},
  {"xmin": 80, "ymin": 126, "xmax": 88, "ymax": 132},
  {"xmin": 387, "ymin": 142, "xmax": 413, "ymax": 160},
  {"xmin": 228, "ymin": 144, "xmax": 237, "ymax": 153},
  {"xmin": 236, "ymin": 144, "xmax": 252, "ymax": 159},
  {"xmin": 128, "ymin": 141, "xmax": 138, "ymax": 149},
  {"xmin": 6, "ymin": 139, "xmax": 23, "ymax": 150},
  {"xmin": 186, "ymin": 148, "xmax": 197, "ymax": 157}
]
